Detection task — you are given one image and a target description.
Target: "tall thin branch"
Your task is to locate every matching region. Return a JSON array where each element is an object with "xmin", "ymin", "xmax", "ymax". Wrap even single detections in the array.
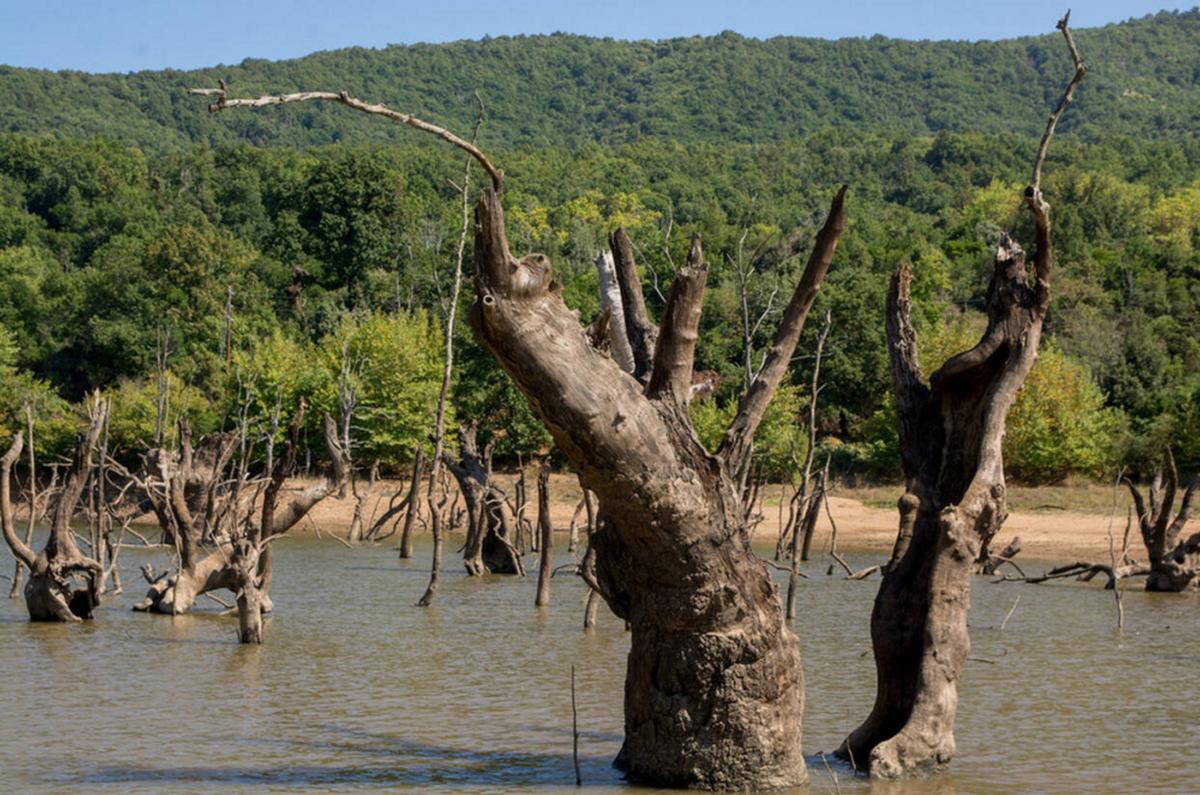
[
  {"xmin": 719, "ymin": 186, "xmax": 847, "ymax": 474},
  {"xmin": 1031, "ymin": 11, "xmax": 1088, "ymax": 192}
]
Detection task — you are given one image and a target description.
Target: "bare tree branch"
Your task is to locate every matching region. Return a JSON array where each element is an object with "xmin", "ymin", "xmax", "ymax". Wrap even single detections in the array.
[{"xmin": 189, "ymin": 86, "xmax": 503, "ymax": 191}]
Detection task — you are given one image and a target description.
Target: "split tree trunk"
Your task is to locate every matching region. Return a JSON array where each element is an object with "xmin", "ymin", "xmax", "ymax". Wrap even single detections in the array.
[
  {"xmin": 838, "ymin": 15, "xmax": 1083, "ymax": 777},
  {"xmin": 838, "ymin": 198, "xmax": 1053, "ymax": 778},
  {"xmin": 469, "ymin": 185, "xmax": 845, "ymax": 789}
]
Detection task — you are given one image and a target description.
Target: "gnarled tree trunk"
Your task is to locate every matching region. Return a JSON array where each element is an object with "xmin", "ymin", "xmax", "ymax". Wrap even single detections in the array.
[
  {"xmin": 1124, "ymin": 450, "xmax": 1200, "ymax": 592},
  {"xmin": 838, "ymin": 191, "xmax": 1053, "ymax": 781},
  {"xmin": 470, "ymin": 184, "xmax": 846, "ymax": 789},
  {"xmin": 1, "ymin": 402, "xmax": 107, "ymax": 622},
  {"xmin": 837, "ymin": 15, "xmax": 1084, "ymax": 778},
  {"xmin": 134, "ymin": 412, "xmax": 347, "ymax": 618}
]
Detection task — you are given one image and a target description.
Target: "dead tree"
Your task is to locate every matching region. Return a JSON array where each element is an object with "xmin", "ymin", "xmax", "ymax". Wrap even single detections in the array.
[
  {"xmin": 132, "ymin": 410, "xmax": 347, "ymax": 616},
  {"xmin": 1036, "ymin": 450, "xmax": 1200, "ymax": 591},
  {"xmin": 837, "ymin": 14, "xmax": 1085, "ymax": 778},
  {"xmin": 472, "ymin": 185, "xmax": 845, "ymax": 789},
  {"xmin": 534, "ymin": 456, "xmax": 554, "ymax": 606},
  {"xmin": 1123, "ymin": 450, "xmax": 1200, "ymax": 591},
  {"xmin": 1, "ymin": 403, "xmax": 107, "ymax": 621},
  {"xmin": 443, "ymin": 422, "xmax": 523, "ymax": 576},
  {"xmin": 187, "ymin": 78, "xmax": 845, "ymax": 790}
]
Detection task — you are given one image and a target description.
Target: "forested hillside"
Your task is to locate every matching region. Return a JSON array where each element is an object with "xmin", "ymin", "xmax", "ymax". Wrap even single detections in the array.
[
  {"xmin": 2, "ymin": 10, "xmax": 1199, "ymax": 150},
  {"xmin": 2, "ymin": 12, "xmax": 1199, "ymax": 484}
]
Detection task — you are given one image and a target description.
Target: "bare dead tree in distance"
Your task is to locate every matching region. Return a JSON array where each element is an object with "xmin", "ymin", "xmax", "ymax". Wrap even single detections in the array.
[
  {"xmin": 1, "ymin": 400, "xmax": 107, "ymax": 621},
  {"xmin": 836, "ymin": 12, "xmax": 1086, "ymax": 779}
]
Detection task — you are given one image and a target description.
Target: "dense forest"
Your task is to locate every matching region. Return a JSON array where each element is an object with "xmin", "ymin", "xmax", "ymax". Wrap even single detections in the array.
[
  {"xmin": 2, "ymin": 11, "xmax": 1200, "ymax": 150},
  {"xmin": 2, "ymin": 12, "xmax": 1200, "ymax": 483}
]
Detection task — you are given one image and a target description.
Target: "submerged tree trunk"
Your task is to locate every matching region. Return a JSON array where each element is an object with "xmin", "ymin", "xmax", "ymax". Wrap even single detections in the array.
[
  {"xmin": 470, "ymin": 184, "xmax": 845, "ymax": 789},
  {"xmin": 134, "ymin": 412, "xmax": 346, "ymax": 619},
  {"xmin": 838, "ymin": 15, "xmax": 1083, "ymax": 778},
  {"xmin": 1123, "ymin": 450, "xmax": 1200, "ymax": 592},
  {"xmin": 839, "ymin": 189, "xmax": 1054, "ymax": 781},
  {"xmin": 2, "ymin": 402, "xmax": 107, "ymax": 622},
  {"xmin": 445, "ymin": 422, "xmax": 523, "ymax": 576},
  {"xmin": 398, "ymin": 447, "xmax": 424, "ymax": 557}
]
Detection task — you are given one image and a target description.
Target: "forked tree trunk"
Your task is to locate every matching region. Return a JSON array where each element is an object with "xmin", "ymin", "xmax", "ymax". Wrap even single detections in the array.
[
  {"xmin": 2, "ymin": 403, "xmax": 107, "ymax": 622},
  {"xmin": 838, "ymin": 200, "xmax": 1053, "ymax": 778},
  {"xmin": 838, "ymin": 15, "xmax": 1083, "ymax": 777},
  {"xmin": 470, "ymin": 185, "xmax": 845, "ymax": 789},
  {"xmin": 134, "ymin": 413, "xmax": 346, "ymax": 618},
  {"xmin": 1124, "ymin": 450, "xmax": 1200, "ymax": 592}
]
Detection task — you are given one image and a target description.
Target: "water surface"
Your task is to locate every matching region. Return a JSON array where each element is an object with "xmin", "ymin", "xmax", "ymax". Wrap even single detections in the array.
[{"xmin": 1, "ymin": 534, "xmax": 1196, "ymax": 793}]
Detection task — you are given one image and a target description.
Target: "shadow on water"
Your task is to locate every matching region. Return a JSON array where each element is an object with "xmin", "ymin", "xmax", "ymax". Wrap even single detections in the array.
[{"xmin": 76, "ymin": 728, "xmax": 616, "ymax": 789}]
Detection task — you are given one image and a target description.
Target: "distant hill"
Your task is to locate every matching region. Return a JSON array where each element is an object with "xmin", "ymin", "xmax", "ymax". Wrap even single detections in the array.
[{"xmin": 1, "ymin": 10, "xmax": 1198, "ymax": 151}]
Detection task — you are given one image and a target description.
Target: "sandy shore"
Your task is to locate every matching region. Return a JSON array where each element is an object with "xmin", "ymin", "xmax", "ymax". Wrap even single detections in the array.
[{"xmin": 284, "ymin": 472, "xmax": 1125, "ymax": 564}]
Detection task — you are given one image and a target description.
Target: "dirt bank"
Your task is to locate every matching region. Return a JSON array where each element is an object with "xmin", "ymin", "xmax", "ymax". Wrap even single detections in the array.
[{"xmin": 274, "ymin": 472, "xmax": 1130, "ymax": 565}]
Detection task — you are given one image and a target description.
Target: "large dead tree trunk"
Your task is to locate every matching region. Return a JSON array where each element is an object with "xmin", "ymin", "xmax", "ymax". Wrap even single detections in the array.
[
  {"xmin": 185, "ymin": 77, "xmax": 843, "ymax": 788},
  {"xmin": 837, "ymin": 14, "xmax": 1084, "ymax": 779},
  {"xmin": 470, "ymin": 184, "xmax": 846, "ymax": 789},
  {"xmin": 2, "ymin": 403, "xmax": 107, "ymax": 621}
]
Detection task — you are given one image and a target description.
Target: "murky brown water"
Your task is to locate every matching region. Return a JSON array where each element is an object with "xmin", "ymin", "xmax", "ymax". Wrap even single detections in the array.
[{"xmin": 2, "ymin": 533, "xmax": 1197, "ymax": 793}]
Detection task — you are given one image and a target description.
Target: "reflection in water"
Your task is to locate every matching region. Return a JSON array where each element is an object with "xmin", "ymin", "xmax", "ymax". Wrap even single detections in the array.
[{"xmin": 1, "ymin": 534, "xmax": 1197, "ymax": 793}]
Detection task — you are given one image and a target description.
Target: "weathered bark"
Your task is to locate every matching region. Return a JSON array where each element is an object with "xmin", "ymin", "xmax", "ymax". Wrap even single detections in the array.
[
  {"xmin": 534, "ymin": 458, "xmax": 553, "ymax": 606},
  {"xmin": 134, "ymin": 411, "xmax": 347, "ymax": 618},
  {"xmin": 445, "ymin": 422, "xmax": 523, "ymax": 576},
  {"xmin": 608, "ymin": 227, "xmax": 658, "ymax": 385},
  {"xmin": 470, "ymin": 184, "xmax": 846, "ymax": 789},
  {"xmin": 1, "ymin": 404, "xmax": 107, "ymax": 622},
  {"xmin": 595, "ymin": 250, "xmax": 635, "ymax": 373},
  {"xmin": 838, "ymin": 16, "xmax": 1083, "ymax": 777},
  {"xmin": 1122, "ymin": 450, "xmax": 1200, "ymax": 591},
  {"xmin": 838, "ymin": 200, "xmax": 1053, "ymax": 779}
]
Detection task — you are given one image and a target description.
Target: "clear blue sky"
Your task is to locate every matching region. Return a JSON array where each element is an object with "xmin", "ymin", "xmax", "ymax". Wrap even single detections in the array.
[{"xmin": 2, "ymin": 1, "xmax": 1191, "ymax": 73}]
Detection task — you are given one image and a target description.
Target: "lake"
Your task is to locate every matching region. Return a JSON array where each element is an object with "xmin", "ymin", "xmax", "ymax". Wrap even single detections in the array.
[{"xmin": 1, "ymin": 534, "xmax": 1197, "ymax": 793}]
